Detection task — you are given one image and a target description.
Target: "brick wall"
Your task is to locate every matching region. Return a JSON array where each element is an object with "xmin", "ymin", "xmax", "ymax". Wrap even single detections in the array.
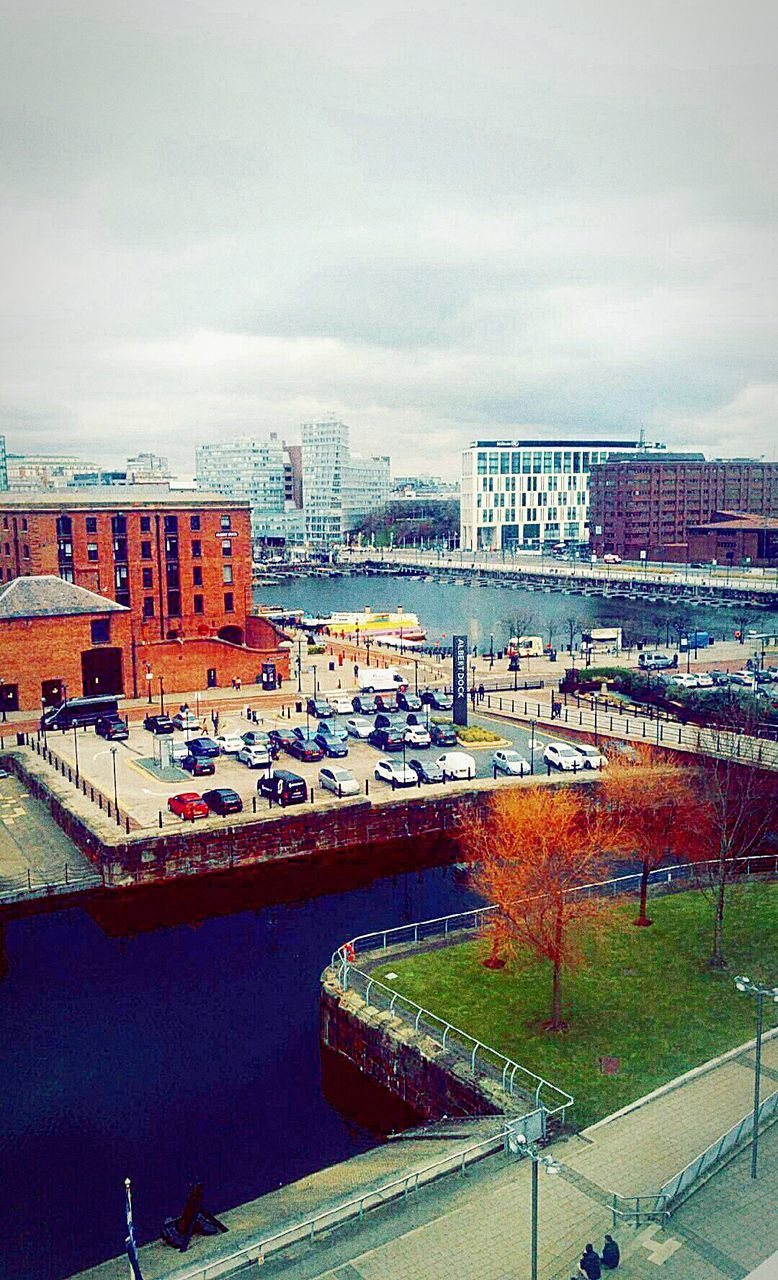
[
  {"xmin": 135, "ymin": 634, "xmax": 290, "ymax": 696},
  {"xmin": 0, "ymin": 611, "xmax": 133, "ymax": 710}
]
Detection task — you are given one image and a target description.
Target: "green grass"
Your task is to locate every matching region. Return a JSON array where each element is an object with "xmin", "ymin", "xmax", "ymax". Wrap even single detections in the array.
[{"xmin": 372, "ymin": 884, "xmax": 778, "ymax": 1128}]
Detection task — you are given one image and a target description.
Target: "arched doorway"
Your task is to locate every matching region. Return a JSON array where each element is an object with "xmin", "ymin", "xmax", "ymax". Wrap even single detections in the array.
[{"xmin": 217, "ymin": 625, "xmax": 243, "ymax": 645}]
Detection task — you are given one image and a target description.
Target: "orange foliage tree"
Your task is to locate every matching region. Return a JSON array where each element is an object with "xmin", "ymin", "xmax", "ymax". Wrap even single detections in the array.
[
  {"xmin": 599, "ymin": 750, "xmax": 704, "ymax": 926},
  {"xmin": 461, "ymin": 784, "xmax": 626, "ymax": 1031}
]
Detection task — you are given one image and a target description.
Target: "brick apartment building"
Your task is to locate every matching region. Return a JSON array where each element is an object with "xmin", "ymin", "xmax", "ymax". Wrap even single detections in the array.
[
  {"xmin": 588, "ymin": 455, "xmax": 778, "ymax": 561},
  {"xmin": 687, "ymin": 511, "xmax": 778, "ymax": 569},
  {"xmin": 0, "ymin": 489, "xmax": 290, "ymax": 707}
]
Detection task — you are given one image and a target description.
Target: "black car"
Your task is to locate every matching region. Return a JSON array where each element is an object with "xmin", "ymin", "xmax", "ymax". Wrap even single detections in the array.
[
  {"xmin": 144, "ymin": 714, "xmax": 175, "ymax": 734},
  {"xmin": 306, "ymin": 698, "xmax": 333, "ymax": 718},
  {"xmin": 268, "ymin": 727, "xmax": 298, "ymax": 754},
  {"xmin": 287, "ymin": 736, "xmax": 324, "ymax": 762},
  {"xmin": 368, "ymin": 727, "xmax": 405, "ymax": 752},
  {"xmin": 374, "ymin": 712, "xmax": 408, "ymax": 730},
  {"xmin": 374, "ymin": 691, "xmax": 399, "ymax": 712},
  {"xmin": 95, "ymin": 715, "xmax": 129, "ymax": 741},
  {"xmin": 397, "ymin": 691, "xmax": 422, "ymax": 712},
  {"xmin": 408, "ymin": 757, "xmax": 444, "ymax": 784},
  {"xmin": 421, "ymin": 689, "xmax": 454, "ymax": 712},
  {"xmin": 187, "ymin": 736, "xmax": 221, "ymax": 758},
  {"xmin": 352, "ymin": 694, "xmax": 378, "ymax": 715},
  {"xmin": 257, "ymin": 769, "xmax": 308, "ymax": 806},
  {"xmin": 181, "ymin": 754, "xmax": 216, "ymax": 776},
  {"xmin": 314, "ymin": 733, "xmax": 349, "ymax": 758},
  {"xmin": 430, "ymin": 722, "xmax": 457, "ymax": 747},
  {"xmin": 242, "ymin": 729, "xmax": 279, "ymax": 758},
  {"xmin": 202, "ymin": 787, "xmax": 243, "ymax": 816}
]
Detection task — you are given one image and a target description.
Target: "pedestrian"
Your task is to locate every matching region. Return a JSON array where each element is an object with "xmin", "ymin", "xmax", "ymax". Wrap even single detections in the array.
[
  {"xmin": 601, "ymin": 1236, "xmax": 619, "ymax": 1270},
  {"xmin": 235, "ymin": 675, "xmax": 242, "ymax": 692},
  {"xmin": 230, "ymin": 677, "xmax": 236, "ymax": 690},
  {"xmin": 579, "ymin": 1243, "xmax": 601, "ymax": 1279},
  {"xmin": 470, "ymin": 687, "xmax": 476, "ymax": 709},
  {"xmin": 478, "ymin": 683, "xmax": 485, "ymax": 703}
]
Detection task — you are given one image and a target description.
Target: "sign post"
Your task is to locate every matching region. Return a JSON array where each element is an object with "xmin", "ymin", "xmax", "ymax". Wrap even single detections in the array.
[{"xmin": 452, "ymin": 634, "xmax": 468, "ymax": 727}]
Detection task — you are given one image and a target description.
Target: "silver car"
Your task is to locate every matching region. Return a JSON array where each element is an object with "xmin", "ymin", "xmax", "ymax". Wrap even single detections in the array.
[
  {"xmin": 345, "ymin": 716, "xmax": 373, "ymax": 739},
  {"xmin": 319, "ymin": 766, "xmax": 361, "ymax": 797}
]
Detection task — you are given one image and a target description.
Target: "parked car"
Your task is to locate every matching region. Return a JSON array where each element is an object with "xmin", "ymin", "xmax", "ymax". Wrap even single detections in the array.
[
  {"xmin": 319, "ymin": 766, "xmax": 360, "ymax": 797},
  {"xmin": 187, "ymin": 736, "xmax": 221, "ymax": 758},
  {"xmin": 404, "ymin": 724, "xmax": 431, "ymax": 749},
  {"xmin": 638, "ymin": 652, "xmax": 675, "ymax": 671},
  {"xmin": 268, "ymin": 727, "xmax": 298, "ymax": 753},
  {"xmin": 368, "ymin": 726, "xmax": 405, "ymax": 752},
  {"xmin": 241, "ymin": 729, "xmax": 279, "ymax": 757},
  {"xmin": 257, "ymin": 769, "xmax": 307, "ymax": 806},
  {"xmin": 435, "ymin": 751, "xmax": 476, "ymax": 780},
  {"xmin": 306, "ymin": 698, "xmax": 333, "ymax": 718},
  {"xmin": 374, "ymin": 691, "xmax": 399, "ymax": 712},
  {"xmin": 730, "ymin": 670, "xmax": 757, "ymax": 687},
  {"xmin": 421, "ymin": 689, "xmax": 454, "ymax": 711},
  {"xmin": 236, "ymin": 744, "xmax": 272, "ymax": 769},
  {"xmin": 543, "ymin": 741, "xmax": 585, "ymax": 771},
  {"xmin": 167, "ymin": 792, "xmax": 209, "ymax": 820},
  {"xmin": 317, "ymin": 719, "xmax": 348, "ymax": 742},
  {"xmin": 430, "ymin": 722, "xmax": 457, "ymax": 747},
  {"xmin": 352, "ymin": 693, "xmax": 378, "ymax": 715},
  {"xmin": 144, "ymin": 713, "xmax": 175, "ymax": 734},
  {"xmin": 374, "ymin": 712, "xmax": 407, "ymax": 730},
  {"xmin": 397, "ymin": 691, "xmax": 423, "ymax": 712},
  {"xmin": 708, "ymin": 671, "xmax": 731, "ymax": 686},
  {"xmin": 345, "ymin": 716, "xmax": 373, "ymax": 739},
  {"xmin": 327, "ymin": 694, "xmax": 356, "ymax": 715},
  {"xmin": 181, "ymin": 754, "xmax": 216, "ymax": 777},
  {"xmin": 169, "ymin": 740, "xmax": 190, "ymax": 765},
  {"xmin": 314, "ymin": 731, "xmax": 349, "ymax": 758},
  {"xmin": 572, "ymin": 744, "xmax": 607, "ymax": 770},
  {"xmin": 172, "ymin": 709, "xmax": 201, "ymax": 732},
  {"xmin": 95, "ymin": 715, "xmax": 128, "ymax": 741},
  {"xmin": 287, "ymin": 735, "xmax": 324, "ymax": 762},
  {"xmin": 602, "ymin": 553, "xmax": 621, "ymax": 564},
  {"xmin": 374, "ymin": 759, "xmax": 418, "ymax": 787},
  {"xmin": 408, "ymin": 757, "xmax": 444, "ymax": 784},
  {"xmin": 667, "ymin": 673, "xmax": 700, "ymax": 689},
  {"xmin": 202, "ymin": 787, "xmax": 244, "ymax": 816},
  {"xmin": 694, "ymin": 673, "xmax": 714, "ymax": 689},
  {"xmin": 492, "ymin": 749, "xmax": 530, "ymax": 776},
  {"xmin": 215, "ymin": 733, "xmax": 244, "ymax": 754}
]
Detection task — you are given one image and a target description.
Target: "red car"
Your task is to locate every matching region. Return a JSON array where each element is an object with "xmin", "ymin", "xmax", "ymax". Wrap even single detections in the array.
[{"xmin": 168, "ymin": 792, "xmax": 209, "ymax": 821}]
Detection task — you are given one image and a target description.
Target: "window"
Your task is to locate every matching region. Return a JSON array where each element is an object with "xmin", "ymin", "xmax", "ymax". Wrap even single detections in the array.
[
  {"xmin": 223, "ymin": 564, "xmax": 233, "ymax": 583},
  {"xmin": 220, "ymin": 514, "xmax": 231, "ymax": 530},
  {"xmin": 166, "ymin": 564, "xmax": 180, "ymax": 590},
  {"xmin": 221, "ymin": 540, "xmax": 232, "ymax": 557},
  {"xmin": 194, "ymin": 594, "xmax": 204, "ymax": 614},
  {"xmin": 141, "ymin": 540, "xmax": 152, "ymax": 560},
  {"xmin": 167, "ymin": 590, "xmax": 181, "ymax": 617},
  {"xmin": 111, "ymin": 514, "xmax": 127, "ymax": 535},
  {"xmin": 21, "ymin": 518, "xmax": 28, "ymax": 531},
  {"xmin": 56, "ymin": 515, "xmax": 71, "ymax": 536},
  {"xmin": 163, "ymin": 515, "xmax": 178, "ymax": 533},
  {"xmin": 140, "ymin": 515, "xmax": 151, "ymax": 532},
  {"xmin": 23, "ymin": 544, "xmax": 30, "ymax": 558},
  {"xmin": 192, "ymin": 566, "xmax": 202, "ymax": 586},
  {"xmin": 90, "ymin": 618, "xmax": 110, "ymax": 644},
  {"xmin": 224, "ymin": 591, "xmax": 234, "ymax": 613},
  {"xmin": 87, "ymin": 543, "xmax": 99, "ymax": 562},
  {"xmin": 142, "ymin": 567, "xmax": 153, "ymax": 588},
  {"xmin": 85, "ymin": 516, "xmax": 97, "ymax": 534},
  {"xmin": 143, "ymin": 597, "xmax": 155, "ymax": 618},
  {"xmin": 113, "ymin": 538, "xmax": 128, "ymax": 560},
  {"xmin": 190, "ymin": 515, "xmax": 201, "ymax": 531},
  {"xmin": 191, "ymin": 539, "xmax": 201, "ymax": 558},
  {"xmin": 165, "ymin": 536, "xmax": 178, "ymax": 558}
]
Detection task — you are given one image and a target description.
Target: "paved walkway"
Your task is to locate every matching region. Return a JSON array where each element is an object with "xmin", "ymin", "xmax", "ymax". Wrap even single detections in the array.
[
  {"xmin": 0, "ymin": 773, "xmax": 101, "ymax": 900},
  {"xmin": 70, "ymin": 1034, "xmax": 778, "ymax": 1280}
]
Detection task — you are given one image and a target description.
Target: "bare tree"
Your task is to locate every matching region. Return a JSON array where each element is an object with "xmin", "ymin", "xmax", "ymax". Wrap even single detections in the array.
[
  {"xmin": 564, "ymin": 615, "xmax": 580, "ymax": 655},
  {"xmin": 505, "ymin": 612, "xmax": 536, "ymax": 645}
]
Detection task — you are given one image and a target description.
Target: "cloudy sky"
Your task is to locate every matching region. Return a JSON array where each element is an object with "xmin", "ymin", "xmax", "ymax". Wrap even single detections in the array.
[{"xmin": 1, "ymin": 0, "xmax": 776, "ymax": 476}]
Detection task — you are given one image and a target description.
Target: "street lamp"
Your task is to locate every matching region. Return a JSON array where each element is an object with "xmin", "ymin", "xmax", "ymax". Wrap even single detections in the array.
[
  {"xmin": 158, "ymin": 677, "xmax": 165, "ymax": 715},
  {"xmin": 513, "ymin": 1133, "xmax": 561, "ymax": 1280},
  {"xmin": 529, "ymin": 720, "xmax": 536, "ymax": 774},
  {"xmin": 110, "ymin": 746, "xmax": 119, "ymax": 815},
  {"xmin": 296, "ymin": 636, "xmax": 303, "ymax": 693},
  {"xmin": 145, "ymin": 665, "xmax": 153, "ymax": 704},
  {"xmin": 72, "ymin": 723, "xmax": 80, "ymax": 786},
  {"xmin": 734, "ymin": 975, "xmax": 778, "ymax": 1179}
]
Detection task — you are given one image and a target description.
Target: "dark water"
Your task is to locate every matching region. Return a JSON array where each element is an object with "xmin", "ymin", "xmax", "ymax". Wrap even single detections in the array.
[
  {"xmin": 263, "ymin": 573, "xmax": 777, "ymax": 651},
  {"xmin": 0, "ymin": 855, "xmax": 476, "ymax": 1280}
]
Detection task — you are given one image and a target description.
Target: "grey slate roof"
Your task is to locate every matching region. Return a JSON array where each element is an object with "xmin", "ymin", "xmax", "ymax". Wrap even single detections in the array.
[{"xmin": 0, "ymin": 576, "xmax": 129, "ymax": 620}]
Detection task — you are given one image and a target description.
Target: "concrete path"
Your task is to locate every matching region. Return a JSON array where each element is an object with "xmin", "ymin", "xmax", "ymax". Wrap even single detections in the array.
[
  {"xmin": 68, "ymin": 1035, "xmax": 778, "ymax": 1280},
  {"xmin": 0, "ymin": 773, "xmax": 101, "ymax": 900}
]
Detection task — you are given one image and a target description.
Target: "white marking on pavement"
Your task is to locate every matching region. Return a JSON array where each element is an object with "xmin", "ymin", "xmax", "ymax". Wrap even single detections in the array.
[{"xmin": 636, "ymin": 1225, "xmax": 684, "ymax": 1265}]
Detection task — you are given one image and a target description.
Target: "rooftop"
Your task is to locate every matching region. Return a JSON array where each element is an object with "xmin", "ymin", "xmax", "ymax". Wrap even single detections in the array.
[
  {"xmin": 0, "ymin": 575, "xmax": 129, "ymax": 620},
  {"xmin": 468, "ymin": 439, "xmax": 641, "ymax": 449},
  {"xmin": 688, "ymin": 511, "xmax": 778, "ymax": 532},
  {"xmin": 0, "ymin": 486, "xmax": 249, "ymax": 510}
]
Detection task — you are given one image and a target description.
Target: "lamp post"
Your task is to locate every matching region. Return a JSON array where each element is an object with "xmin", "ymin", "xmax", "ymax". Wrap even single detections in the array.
[
  {"xmin": 513, "ymin": 1133, "xmax": 560, "ymax": 1280},
  {"xmin": 734, "ymin": 976, "xmax": 778, "ymax": 1179},
  {"xmin": 529, "ymin": 720, "xmax": 536, "ymax": 774},
  {"xmin": 489, "ymin": 633, "xmax": 494, "ymax": 669},
  {"xmin": 72, "ymin": 723, "xmax": 80, "ymax": 786},
  {"xmin": 296, "ymin": 636, "xmax": 303, "ymax": 693},
  {"xmin": 111, "ymin": 746, "xmax": 119, "ymax": 816},
  {"xmin": 413, "ymin": 658, "xmax": 420, "ymax": 695},
  {"xmin": 365, "ymin": 636, "xmax": 372, "ymax": 666},
  {"xmin": 145, "ymin": 665, "xmax": 153, "ymax": 704},
  {"xmin": 158, "ymin": 677, "xmax": 165, "ymax": 715}
]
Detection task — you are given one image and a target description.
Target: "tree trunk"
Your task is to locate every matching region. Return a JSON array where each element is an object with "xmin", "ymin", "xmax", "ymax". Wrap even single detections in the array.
[
  {"xmin": 634, "ymin": 859, "xmax": 653, "ymax": 926},
  {"xmin": 709, "ymin": 865, "xmax": 728, "ymax": 969},
  {"xmin": 548, "ymin": 900, "xmax": 566, "ymax": 1031}
]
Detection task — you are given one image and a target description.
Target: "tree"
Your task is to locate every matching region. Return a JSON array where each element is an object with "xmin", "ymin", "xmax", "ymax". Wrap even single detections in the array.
[
  {"xmin": 669, "ymin": 610, "xmax": 692, "ymax": 648},
  {"xmin": 462, "ymin": 786, "xmax": 625, "ymax": 1031},
  {"xmin": 600, "ymin": 751, "xmax": 704, "ymax": 926},
  {"xmin": 564, "ymin": 615, "xmax": 580, "ymax": 655},
  {"xmin": 731, "ymin": 608, "xmax": 755, "ymax": 646},
  {"xmin": 505, "ymin": 611, "xmax": 536, "ymax": 644}
]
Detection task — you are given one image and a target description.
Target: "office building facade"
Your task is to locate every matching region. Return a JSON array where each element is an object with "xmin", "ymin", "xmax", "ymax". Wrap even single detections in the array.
[
  {"xmin": 460, "ymin": 439, "xmax": 641, "ymax": 552},
  {"xmin": 0, "ymin": 436, "xmax": 7, "ymax": 490},
  {"xmin": 195, "ymin": 436, "xmax": 287, "ymax": 546},
  {"xmin": 302, "ymin": 419, "xmax": 390, "ymax": 546}
]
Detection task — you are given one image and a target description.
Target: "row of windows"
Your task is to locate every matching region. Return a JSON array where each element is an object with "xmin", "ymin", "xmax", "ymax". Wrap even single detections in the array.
[
  {"xmin": 479, "ymin": 473, "xmax": 582, "ymax": 494},
  {"xmin": 52, "ymin": 512, "xmax": 231, "ymax": 535},
  {"xmin": 475, "ymin": 450, "xmax": 606, "ymax": 476},
  {"xmin": 142, "ymin": 592, "xmax": 234, "ymax": 619}
]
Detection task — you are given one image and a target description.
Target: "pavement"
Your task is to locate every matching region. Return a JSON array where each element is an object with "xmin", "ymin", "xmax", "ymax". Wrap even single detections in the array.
[
  {"xmin": 0, "ymin": 772, "xmax": 102, "ymax": 899},
  {"xmin": 69, "ymin": 1035, "xmax": 778, "ymax": 1280}
]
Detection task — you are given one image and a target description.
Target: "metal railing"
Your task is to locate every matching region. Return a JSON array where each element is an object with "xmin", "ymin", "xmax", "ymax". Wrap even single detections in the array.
[
  {"xmin": 0, "ymin": 864, "xmax": 103, "ymax": 906},
  {"xmin": 660, "ymin": 1086, "xmax": 778, "ymax": 1207},
  {"xmin": 610, "ymin": 1191, "xmax": 670, "ymax": 1226}
]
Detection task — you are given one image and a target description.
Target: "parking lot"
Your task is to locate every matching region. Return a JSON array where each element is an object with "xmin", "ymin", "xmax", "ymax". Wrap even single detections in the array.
[{"xmin": 40, "ymin": 696, "xmax": 597, "ymax": 830}]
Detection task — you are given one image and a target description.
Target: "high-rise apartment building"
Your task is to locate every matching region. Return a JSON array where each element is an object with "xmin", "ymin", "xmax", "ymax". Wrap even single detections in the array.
[
  {"xmin": 460, "ymin": 439, "xmax": 641, "ymax": 552},
  {"xmin": 126, "ymin": 452, "xmax": 171, "ymax": 483},
  {"xmin": 589, "ymin": 455, "xmax": 778, "ymax": 560},
  {"xmin": 6, "ymin": 453, "xmax": 101, "ymax": 490},
  {"xmin": 301, "ymin": 419, "xmax": 390, "ymax": 546},
  {"xmin": 342, "ymin": 454, "xmax": 391, "ymax": 531},
  {"xmin": 0, "ymin": 436, "xmax": 7, "ymax": 490},
  {"xmin": 195, "ymin": 435, "xmax": 287, "ymax": 546}
]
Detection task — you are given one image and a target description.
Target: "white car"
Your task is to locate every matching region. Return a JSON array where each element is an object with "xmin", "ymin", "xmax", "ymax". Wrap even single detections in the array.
[
  {"xmin": 327, "ymin": 694, "xmax": 356, "ymax": 715},
  {"xmin": 319, "ymin": 766, "xmax": 361, "ymax": 797},
  {"xmin": 236, "ymin": 744, "xmax": 272, "ymax": 769},
  {"xmin": 572, "ymin": 744, "xmax": 607, "ymax": 770},
  {"xmin": 543, "ymin": 741, "xmax": 586, "ymax": 772},
  {"xmin": 730, "ymin": 670, "xmax": 756, "ymax": 686},
  {"xmin": 492, "ymin": 749, "xmax": 530, "ymax": 776},
  {"xmin": 694, "ymin": 673, "xmax": 714, "ymax": 689},
  {"xmin": 435, "ymin": 751, "xmax": 476, "ymax": 780},
  {"xmin": 345, "ymin": 716, "xmax": 373, "ymax": 739},
  {"xmin": 374, "ymin": 759, "xmax": 418, "ymax": 787},
  {"xmin": 215, "ymin": 733, "xmax": 244, "ymax": 754},
  {"xmin": 602, "ymin": 553, "xmax": 621, "ymax": 564},
  {"xmin": 404, "ymin": 724, "xmax": 432, "ymax": 749},
  {"xmin": 172, "ymin": 710, "xmax": 201, "ymax": 732},
  {"xmin": 667, "ymin": 673, "xmax": 700, "ymax": 689}
]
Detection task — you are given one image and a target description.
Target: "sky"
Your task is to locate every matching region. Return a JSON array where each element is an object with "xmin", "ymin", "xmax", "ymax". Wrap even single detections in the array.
[{"xmin": 1, "ymin": 0, "xmax": 776, "ymax": 477}]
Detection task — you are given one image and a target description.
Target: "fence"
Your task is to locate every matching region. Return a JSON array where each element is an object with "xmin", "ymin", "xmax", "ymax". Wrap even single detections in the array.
[
  {"xmin": 0, "ymin": 863, "xmax": 103, "ymax": 907},
  {"xmin": 659, "ymin": 1085, "xmax": 778, "ymax": 1208}
]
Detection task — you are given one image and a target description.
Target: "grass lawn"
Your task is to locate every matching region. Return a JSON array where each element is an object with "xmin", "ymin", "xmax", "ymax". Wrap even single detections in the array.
[{"xmin": 371, "ymin": 883, "xmax": 778, "ymax": 1128}]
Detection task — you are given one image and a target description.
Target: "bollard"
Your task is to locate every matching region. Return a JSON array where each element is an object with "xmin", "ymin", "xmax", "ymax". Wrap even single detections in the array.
[
  {"xmin": 125, "ymin": 816, "xmax": 130, "ymax": 833},
  {"xmin": 310, "ymin": 787, "xmax": 315, "ymax": 802},
  {"xmin": 493, "ymin": 764, "xmax": 497, "ymax": 780},
  {"xmin": 64, "ymin": 863, "xmax": 69, "ymax": 884},
  {"xmin": 365, "ymin": 778, "xmax": 369, "ymax": 796},
  {"xmin": 252, "ymin": 796, "xmax": 257, "ymax": 813},
  {"xmin": 27, "ymin": 868, "xmax": 32, "ymax": 890},
  {"xmin": 159, "ymin": 810, "xmax": 163, "ymax": 828}
]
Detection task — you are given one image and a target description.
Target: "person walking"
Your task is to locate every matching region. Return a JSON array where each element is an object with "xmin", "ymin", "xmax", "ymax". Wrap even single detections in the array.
[
  {"xmin": 579, "ymin": 1243, "xmax": 602, "ymax": 1279},
  {"xmin": 601, "ymin": 1235, "xmax": 620, "ymax": 1270}
]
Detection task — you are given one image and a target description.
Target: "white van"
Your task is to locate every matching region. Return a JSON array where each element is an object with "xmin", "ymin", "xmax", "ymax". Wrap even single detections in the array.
[
  {"xmin": 513, "ymin": 635, "xmax": 544, "ymax": 658},
  {"xmin": 356, "ymin": 666, "xmax": 408, "ymax": 694}
]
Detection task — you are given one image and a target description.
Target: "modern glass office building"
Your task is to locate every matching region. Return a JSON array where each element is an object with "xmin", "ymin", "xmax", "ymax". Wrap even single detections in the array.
[{"xmin": 195, "ymin": 435, "xmax": 288, "ymax": 546}]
